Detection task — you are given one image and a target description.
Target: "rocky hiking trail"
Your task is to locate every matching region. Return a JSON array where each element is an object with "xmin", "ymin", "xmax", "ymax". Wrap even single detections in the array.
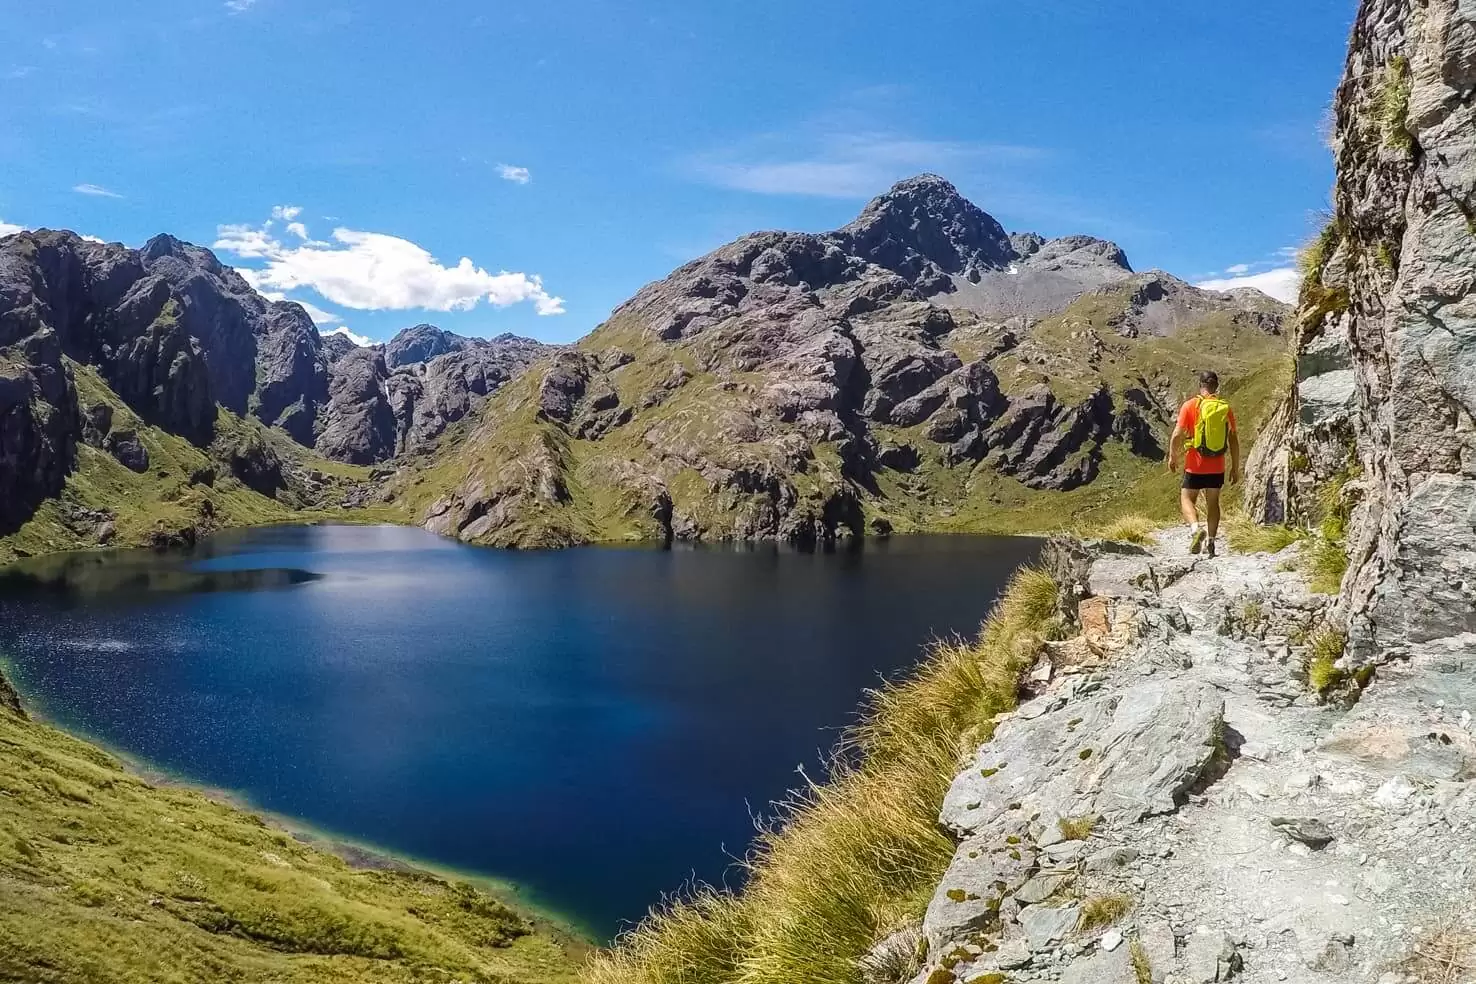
[{"xmin": 908, "ymin": 530, "xmax": 1475, "ymax": 984}]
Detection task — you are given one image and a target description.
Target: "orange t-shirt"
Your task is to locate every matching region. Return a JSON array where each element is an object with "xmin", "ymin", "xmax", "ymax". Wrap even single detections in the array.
[{"xmin": 1178, "ymin": 397, "xmax": 1236, "ymax": 475}]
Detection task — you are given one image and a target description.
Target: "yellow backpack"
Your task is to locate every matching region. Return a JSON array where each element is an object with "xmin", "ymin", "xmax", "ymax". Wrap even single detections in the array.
[{"xmin": 1189, "ymin": 395, "xmax": 1231, "ymax": 456}]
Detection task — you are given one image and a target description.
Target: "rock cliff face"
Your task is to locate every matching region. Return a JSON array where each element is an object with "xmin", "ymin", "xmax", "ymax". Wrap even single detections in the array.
[
  {"xmin": 318, "ymin": 327, "xmax": 555, "ymax": 462},
  {"xmin": 1248, "ymin": 0, "xmax": 1476, "ymax": 661},
  {"xmin": 407, "ymin": 176, "xmax": 1289, "ymax": 548},
  {"xmin": 0, "ymin": 229, "xmax": 553, "ymax": 532}
]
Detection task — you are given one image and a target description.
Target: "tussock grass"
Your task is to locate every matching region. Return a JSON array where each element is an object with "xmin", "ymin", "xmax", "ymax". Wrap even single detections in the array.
[
  {"xmin": 1088, "ymin": 514, "xmax": 1160, "ymax": 546},
  {"xmin": 1056, "ymin": 816, "xmax": 1097, "ymax": 842},
  {"xmin": 1402, "ymin": 923, "xmax": 1476, "ymax": 984},
  {"xmin": 1375, "ymin": 55, "xmax": 1414, "ymax": 152},
  {"xmin": 1299, "ymin": 219, "xmax": 1341, "ymax": 283},
  {"xmin": 1305, "ymin": 538, "xmax": 1350, "ymax": 594},
  {"xmin": 1305, "ymin": 626, "xmax": 1348, "ymax": 694},
  {"xmin": 584, "ymin": 566, "xmax": 1060, "ymax": 984},
  {"xmin": 1226, "ymin": 512, "xmax": 1306, "ymax": 555},
  {"xmin": 582, "ymin": 890, "xmax": 748, "ymax": 984},
  {"xmin": 1077, "ymin": 893, "xmax": 1133, "ymax": 932},
  {"xmin": 1131, "ymin": 941, "xmax": 1154, "ymax": 984}
]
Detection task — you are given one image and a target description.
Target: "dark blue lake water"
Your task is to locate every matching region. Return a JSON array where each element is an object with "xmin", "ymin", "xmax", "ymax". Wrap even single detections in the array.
[{"xmin": 0, "ymin": 524, "xmax": 1038, "ymax": 937}]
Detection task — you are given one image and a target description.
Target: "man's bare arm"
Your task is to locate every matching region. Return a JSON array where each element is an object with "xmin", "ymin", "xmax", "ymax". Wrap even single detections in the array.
[
  {"xmin": 1228, "ymin": 430, "xmax": 1242, "ymax": 484},
  {"xmin": 1167, "ymin": 426, "xmax": 1185, "ymax": 472}
]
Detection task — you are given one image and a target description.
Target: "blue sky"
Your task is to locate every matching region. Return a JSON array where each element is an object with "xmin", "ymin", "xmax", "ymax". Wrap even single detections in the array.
[{"xmin": 0, "ymin": 0, "xmax": 1355, "ymax": 344}]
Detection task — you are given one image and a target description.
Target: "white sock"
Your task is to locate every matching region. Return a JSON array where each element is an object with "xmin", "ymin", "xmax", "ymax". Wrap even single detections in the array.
[{"xmin": 1190, "ymin": 522, "xmax": 1201, "ymax": 534}]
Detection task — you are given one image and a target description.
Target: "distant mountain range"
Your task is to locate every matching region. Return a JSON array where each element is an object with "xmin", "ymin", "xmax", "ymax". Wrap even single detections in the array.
[{"xmin": 0, "ymin": 174, "xmax": 1289, "ymax": 556}]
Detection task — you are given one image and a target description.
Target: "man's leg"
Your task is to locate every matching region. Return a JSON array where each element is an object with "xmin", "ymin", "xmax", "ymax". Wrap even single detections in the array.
[
  {"xmin": 1180, "ymin": 486, "xmax": 1200, "ymax": 527},
  {"xmin": 1181, "ymin": 484, "xmax": 1206, "ymax": 553},
  {"xmin": 1204, "ymin": 487, "xmax": 1223, "ymax": 541}
]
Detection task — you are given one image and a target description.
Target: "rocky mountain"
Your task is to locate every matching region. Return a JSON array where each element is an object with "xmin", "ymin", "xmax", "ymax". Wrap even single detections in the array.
[
  {"xmin": 319, "ymin": 326, "xmax": 556, "ymax": 463},
  {"xmin": 0, "ymin": 228, "xmax": 551, "ymax": 543},
  {"xmin": 402, "ymin": 175, "xmax": 1290, "ymax": 548}
]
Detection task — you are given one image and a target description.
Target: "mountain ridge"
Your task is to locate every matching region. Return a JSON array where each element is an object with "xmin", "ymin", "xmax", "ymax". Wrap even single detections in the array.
[{"xmin": 396, "ymin": 176, "xmax": 1290, "ymax": 548}]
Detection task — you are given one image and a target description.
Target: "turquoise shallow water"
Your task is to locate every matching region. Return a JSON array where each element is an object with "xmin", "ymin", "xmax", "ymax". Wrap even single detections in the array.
[{"xmin": 0, "ymin": 524, "xmax": 1038, "ymax": 937}]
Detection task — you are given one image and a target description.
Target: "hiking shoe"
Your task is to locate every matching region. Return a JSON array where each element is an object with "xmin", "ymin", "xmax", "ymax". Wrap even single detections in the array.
[
  {"xmin": 1189, "ymin": 528, "xmax": 1206, "ymax": 555},
  {"xmin": 1206, "ymin": 538, "xmax": 1217, "ymax": 559}
]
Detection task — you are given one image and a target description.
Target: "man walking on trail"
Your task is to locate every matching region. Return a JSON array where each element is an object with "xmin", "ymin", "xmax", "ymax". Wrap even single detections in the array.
[{"xmin": 1167, "ymin": 370, "xmax": 1241, "ymax": 557}]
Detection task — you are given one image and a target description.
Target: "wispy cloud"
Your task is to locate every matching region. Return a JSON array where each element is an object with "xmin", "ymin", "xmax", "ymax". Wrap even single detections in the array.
[
  {"xmin": 1224, "ymin": 263, "xmax": 1251, "ymax": 276},
  {"xmin": 497, "ymin": 164, "xmax": 531, "ymax": 184},
  {"xmin": 0, "ymin": 219, "xmax": 24, "ymax": 237},
  {"xmin": 6, "ymin": 66, "xmax": 35, "ymax": 80},
  {"xmin": 73, "ymin": 183, "xmax": 123, "ymax": 199},
  {"xmin": 686, "ymin": 131, "xmax": 1045, "ymax": 199},
  {"xmin": 216, "ymin": 211, "xmax": 565, "ymax": 316},
  {"xmin": 225, "ymin": 0, "xmax": 259, "ymax": 13},
  {"xmin": 271, "ymin": 204, "xmax": 302, "ymax": 221}
]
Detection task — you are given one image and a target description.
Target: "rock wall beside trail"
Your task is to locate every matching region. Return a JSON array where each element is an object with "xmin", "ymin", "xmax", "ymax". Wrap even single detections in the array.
[{"xmin": 1249, "ymin": 0, "xmax": 1476, "ymax": 660}]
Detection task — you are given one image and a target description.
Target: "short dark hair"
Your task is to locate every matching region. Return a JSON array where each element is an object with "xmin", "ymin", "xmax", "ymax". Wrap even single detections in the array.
[{"xmin": 1198, "ymin": 370, "xmax": 1220, "ymax": 393}]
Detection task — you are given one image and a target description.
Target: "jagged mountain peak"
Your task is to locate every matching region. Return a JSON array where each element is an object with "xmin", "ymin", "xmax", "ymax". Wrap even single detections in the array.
[{"xmin": 833, "ymin": 173, "xmax": 1016, "ymax": 291}]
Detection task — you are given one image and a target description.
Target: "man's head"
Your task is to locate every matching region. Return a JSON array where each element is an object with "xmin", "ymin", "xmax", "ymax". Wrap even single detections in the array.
[{"xmin": 1198, "ymin": 370, "xmax": 1220, "ymax": 395}]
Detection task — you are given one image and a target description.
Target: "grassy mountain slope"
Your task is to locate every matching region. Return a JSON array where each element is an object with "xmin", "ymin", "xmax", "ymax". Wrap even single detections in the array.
[
  {"xmin": 0, "ymin": 688, "xmax": 581, "ymax": 983},
  {"xmin": 0, "ymin": 361, "xmax": 393, "ymax": 566},
  {"xmin": 395, "ymin": 288, "xmax": 1291, "ymax": 548}
]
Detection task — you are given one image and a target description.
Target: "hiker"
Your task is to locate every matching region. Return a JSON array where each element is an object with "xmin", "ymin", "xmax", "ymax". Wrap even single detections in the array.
[{"xmin": 1166, "ymin": 370, "xmax": 1241, "ymax": 557}]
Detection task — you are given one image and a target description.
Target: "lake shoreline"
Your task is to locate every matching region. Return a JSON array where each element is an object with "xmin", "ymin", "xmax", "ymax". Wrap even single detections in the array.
[
  {"xmin": 0, "ymin": 524, "xmax": 1042, "ymax": 935},
  {"xmin": 0, "ymin": 657, "xmax": 600, "ymax": 951}
]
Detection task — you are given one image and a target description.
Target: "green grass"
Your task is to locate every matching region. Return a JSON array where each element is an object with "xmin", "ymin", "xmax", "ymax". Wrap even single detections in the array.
[
  {"xmin": 0, "ymin": 684, "xmax": 582, "ymax": 984},
  {"xmin": 1088, "ymin": 514, "xmax": 1160, "ymax": 545},
  {"xmin": 1375, "ymin": 55, "xmax": 1414, "ymax": 152},
  {"xmin": 1301, "ymin": 468, "xmax": 1355, "ymax": 593},
  {"xmin": 1304, "ymin": 626, "xmax": 1348, "ymax": 694},
  {"xmin": 584, "ymin": 566, "xmax": 1061, "ymax": 984},
  {"xmin": 1226, "ymin": 513, "xmax": 1306, "ymax": 554}
]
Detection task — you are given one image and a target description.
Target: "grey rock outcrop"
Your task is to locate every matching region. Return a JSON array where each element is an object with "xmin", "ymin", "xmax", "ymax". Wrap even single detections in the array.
[
  {"xmin": 913, "ymin": 527, "xmax": 1475, "ymax": 984},
  {"xmin": 1248, "ymin": 0, "xmax": 1476, "ymax": 661},
  {"xmin": 316, "ymin": 348, "xmax": 398, "ymax": 464},
  {"xmin": 0, "ymin": 328, "xmax": 77, "ymax": 532}
]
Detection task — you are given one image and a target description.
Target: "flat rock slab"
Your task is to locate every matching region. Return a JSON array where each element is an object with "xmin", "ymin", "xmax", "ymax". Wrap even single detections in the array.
[
  {"xmin": 1061, "ymin": 944, "xmax": 1136, "ymax": 984},
  {"xmin": 1017, "ymin": 903, "xmax": 1080, "ymax": 951},
  {"xmin": 941, "ymin": 678, "xmax": 1226, "ymax": 837},
  {"xmin": 922, "ymin": 838, "xmax": 1035, "ymax": 952}
]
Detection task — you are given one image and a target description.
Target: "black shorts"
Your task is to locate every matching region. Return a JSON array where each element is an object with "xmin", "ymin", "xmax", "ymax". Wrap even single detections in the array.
[{"xmin": 1182, "ymin": 472, "xmax": 1225, "ymax": 491}]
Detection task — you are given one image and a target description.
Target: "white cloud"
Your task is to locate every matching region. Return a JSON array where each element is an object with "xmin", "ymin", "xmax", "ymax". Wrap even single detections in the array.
[
  {"xmin": 73, "ymin": 183, "xmax": 123, "ymax": 199},
  {"xmin": 225, "ymin": 0, "xmax": 259, "ymax": 13},
  {"xmin": 286, "ymin": 221, "xmax": 309, "ymax": 239},
  {"xmin": 1224, "ymin": 263, "xmax": 1251, "ymax": 276},
  {"xmin": 81, "ymin": 234, "xmax": 107, "ymax": 243},
  {"xmin": 498, "ymin": 164, "xmax": 531, "ymax": 184},
  {"xmin": 324, "ymin": 325, "xmax": 373, "ymax": 346},
  {"xmin": 1196, "ymin": 267, "xmax": 1302, "ymax": 304},
  {"xmin": 216, "ymin": 216, "xmax": 565, "ymax": 316},
  {"xmin": 0, "ymin": 219, "xmax": 23, "ymax": 237},
  {"xmin": 687, "ymin": 132, "xmax": 1044, "ymax": 199},
  {"xmin": 271, "ymin": 204, "xmax": 302, "ymax": 221}
]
